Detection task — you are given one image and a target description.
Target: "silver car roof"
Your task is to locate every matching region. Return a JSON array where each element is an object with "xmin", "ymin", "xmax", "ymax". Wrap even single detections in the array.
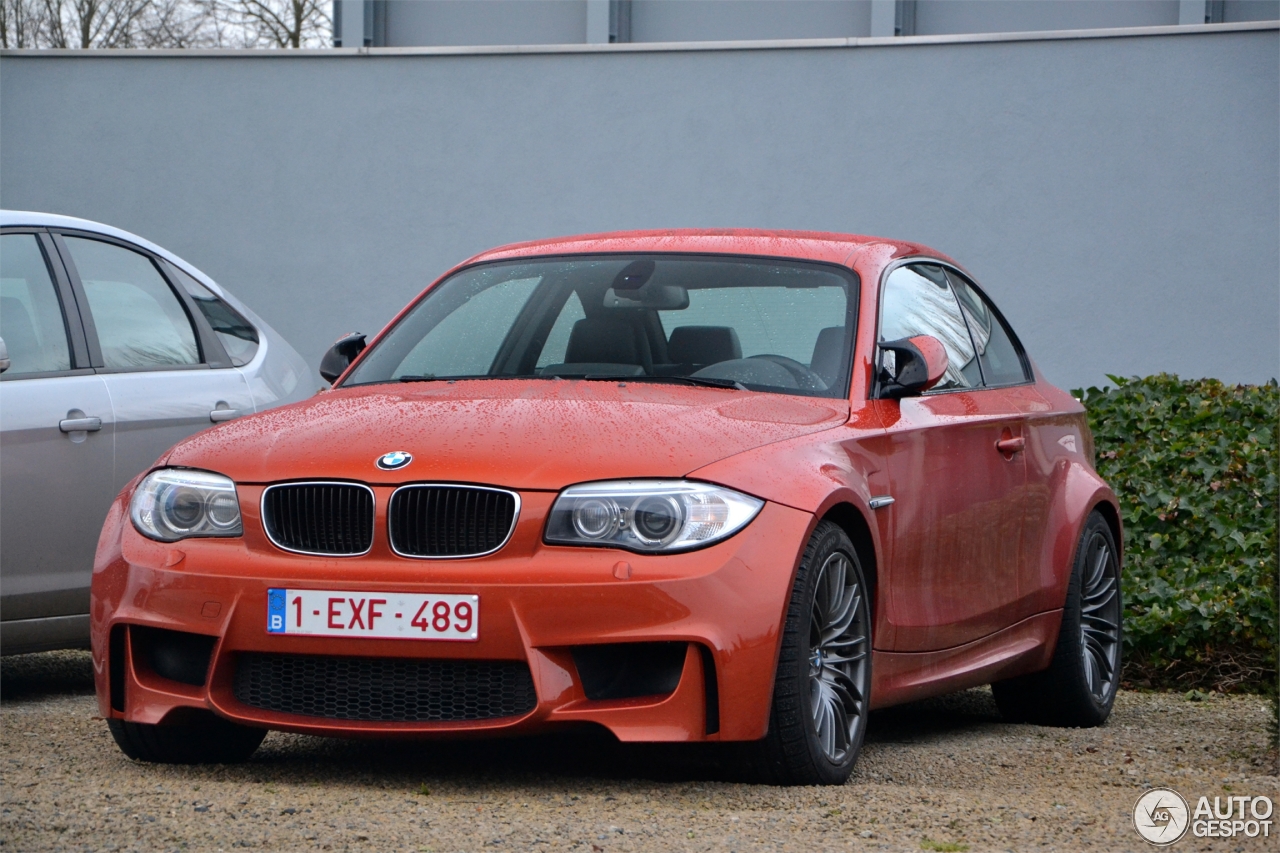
[{"xmin": 1, "ymin": 209, "xmax": 234, "ymax": 302}]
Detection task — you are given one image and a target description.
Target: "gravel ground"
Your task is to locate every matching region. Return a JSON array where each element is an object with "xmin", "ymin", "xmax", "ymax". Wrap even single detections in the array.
[{"xmin": 1, "ymin": 651, "xmax": 1275, "ymax": 853}]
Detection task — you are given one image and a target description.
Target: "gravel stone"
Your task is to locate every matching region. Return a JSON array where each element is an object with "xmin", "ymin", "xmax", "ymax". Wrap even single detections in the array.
[{"xmin": 2, "ymin": 650, "xmax": 1275, "ymax": 852}]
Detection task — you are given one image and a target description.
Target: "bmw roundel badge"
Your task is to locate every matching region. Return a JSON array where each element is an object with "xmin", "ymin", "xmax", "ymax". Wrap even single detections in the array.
[{"xmin": 376, "ymin": 450, "xmax": 412, "ymax": 471}]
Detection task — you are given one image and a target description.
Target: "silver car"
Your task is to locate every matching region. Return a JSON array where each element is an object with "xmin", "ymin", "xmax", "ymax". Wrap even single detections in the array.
[{"xmin": 0, "ymin": 211, "xmax": 311, "ymax": 654}]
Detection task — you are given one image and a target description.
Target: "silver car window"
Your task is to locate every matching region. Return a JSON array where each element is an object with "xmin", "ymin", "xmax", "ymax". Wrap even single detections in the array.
[
  {"xmin": 63, "ymin": 237, "xmax": 199, "ymax": 369},
  {"xmin": 0, "ymin": 234, "xmax": 72, "ymax": 374},
  {"xmin": 168, "ymin": 265, "xmax": 260, "ymax": 367}
]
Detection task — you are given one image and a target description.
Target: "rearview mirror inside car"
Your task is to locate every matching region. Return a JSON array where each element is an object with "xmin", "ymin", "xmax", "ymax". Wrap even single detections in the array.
[
  {"xmin": 319, "ymin": 332, "xmax": 366, "ymax": 384},
  {"xmin": 877, "ymin": 335, "xmax": 948, "ymax": 399},
  {"xmin": 603, "ymin": 284, "xmax": 689, "ymax": 310}
]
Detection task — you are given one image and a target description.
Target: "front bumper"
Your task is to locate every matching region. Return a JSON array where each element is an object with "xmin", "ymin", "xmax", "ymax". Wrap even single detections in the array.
[{"xmin": 91, "ymin": 488, "xmax": 812, "ymax": 743}]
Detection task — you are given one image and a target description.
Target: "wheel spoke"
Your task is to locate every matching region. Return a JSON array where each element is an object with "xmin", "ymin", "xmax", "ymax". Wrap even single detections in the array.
[
  {"xmin": 824, "ymin": 632, "xmax": 866, "ymax": 649},
  {"xmin": 1082, "ymin": 577, "xmax": 1116, "ymax": 611},
  {"xmin": 1090, "ymin": 544, "xmax": 1110, "ymax": 586},
  {"xmin": 822, "ymin": 589, "xmax": 860, "ymax": 644},
  {"xmin": 822, "ymin": 648, "xmax": 867, "ymax": 665},
  {"xmin": 830, "ymin": 695, "xmax": 852, "ymax": 755},
  {"xmin": 816, "ymin": 685, "xmax": 838, "ymax": 756},
  {"xmin": 1085, "ymin": 636, "xmax": 1114, "ymax": 679},
  {"xmin": 824, "ymin": 670, "xmax": 862, "ymax": 710},
  {"xmin": 1083, "ymin": 623, "xmax": 1118, "ymax": 646}
]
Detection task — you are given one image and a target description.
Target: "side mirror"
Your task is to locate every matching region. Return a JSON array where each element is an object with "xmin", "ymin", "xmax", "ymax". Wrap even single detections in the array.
[
  {"xmin": 877, "ymin": 335, "xmax": 948, "ymax": 399},
  {"xmin": 0, "ymin": 336, "xmax": 9, "ymax": 373},
  {"xmin": 318, "ymin": 332, "xmax": 366, "ymax": 384}
]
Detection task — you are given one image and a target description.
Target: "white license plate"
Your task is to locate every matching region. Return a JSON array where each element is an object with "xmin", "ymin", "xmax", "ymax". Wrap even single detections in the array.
[{"xmin": 267, "ymin": 588, "xmax": 478, "ymax": 641}]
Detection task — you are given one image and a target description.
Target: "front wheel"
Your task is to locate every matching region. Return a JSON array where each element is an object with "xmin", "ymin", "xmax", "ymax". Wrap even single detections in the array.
[
  {"xmin": 750, "ymin": 521, "xmax": 872, "ymax": 785},
  {"xmin": 993, "ymin": 511, "xmax": 1122, "ymax": 727}
]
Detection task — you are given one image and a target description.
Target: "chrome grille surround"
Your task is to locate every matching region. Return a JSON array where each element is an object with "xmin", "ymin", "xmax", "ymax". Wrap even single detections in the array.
[
  {"xmin": 388, "ymin": 484, "xmax": 521, "ymax": 559},
  {"xmin": 260, "ymin": 481, "xmax": 376, "ymax": 557}
]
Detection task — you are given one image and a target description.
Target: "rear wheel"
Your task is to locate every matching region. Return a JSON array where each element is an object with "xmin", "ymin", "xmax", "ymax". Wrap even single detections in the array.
[
  {"xmin": 750, "ymin": 521, "xmax": 872, "ymax": 785},
  {"xmin": 993, "ymin": 511, "xmax": 1121, "ymax": 727},
  {"xmin": 107, "ymin": 710, "xmax": 266, "ymax": 764}
]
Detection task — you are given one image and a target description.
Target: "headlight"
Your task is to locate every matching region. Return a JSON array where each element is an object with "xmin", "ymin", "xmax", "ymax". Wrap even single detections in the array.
[
  {"xmin": 130, "ymin": 469, "xmax": 243, "ymax": 542},
  {"xmin": 545, "ymin": 480, "xmax": 763, "ymax": 553}
]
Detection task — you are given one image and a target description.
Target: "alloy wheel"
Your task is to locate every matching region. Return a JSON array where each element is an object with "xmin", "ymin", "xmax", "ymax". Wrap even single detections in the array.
[
  {"xmin": 1079, "ymin": 532, "xmax": 1121, "ymax": 703},
  {"xmin": 807, "ymin": 551, "xmax": 870, "ymax": 762}
]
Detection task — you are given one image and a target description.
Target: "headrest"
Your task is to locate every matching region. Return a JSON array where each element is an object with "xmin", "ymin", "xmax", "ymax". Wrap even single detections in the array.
[
  {"xmin": 565, "ymin": 318, "xmax": 642, "ymax": 366},
  {"xmin": 809, "ymin": 326, "xmax": 846, "ymax": 388},
  {"xmin": 0, "ymin": 297, "xmax": 38, "ymax": 361},
  {"xmin": 667, "ymin": 326, "xmax": 742, "ymax": 366}
]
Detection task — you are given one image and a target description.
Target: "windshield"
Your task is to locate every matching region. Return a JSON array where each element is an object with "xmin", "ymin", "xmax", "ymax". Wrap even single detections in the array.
[{"xmin": 344, "ymin": 255, "xmax": 857, "ymax": 398}]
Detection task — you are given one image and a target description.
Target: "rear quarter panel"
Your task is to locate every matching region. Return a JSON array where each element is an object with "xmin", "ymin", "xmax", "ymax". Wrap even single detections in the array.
[{"xmin": 1024, "ymin": 381, "xmax": 1123, "ymax": 614}]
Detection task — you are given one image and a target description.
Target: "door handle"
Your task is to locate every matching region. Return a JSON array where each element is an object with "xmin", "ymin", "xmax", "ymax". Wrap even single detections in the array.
[
  {"xmin": 996, "ymin": 436, "xmax": 1026, "ymax": 454},
  {"xmin": 59, "ymin": 416, "xmax": 102, "ymax": 432},
  {"xmin": 209, "ymin": 408, "xmax": 240, "ymax": 423}
]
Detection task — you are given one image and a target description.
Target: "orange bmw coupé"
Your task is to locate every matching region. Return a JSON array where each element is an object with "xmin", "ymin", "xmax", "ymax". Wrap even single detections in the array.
[{"xmin": 92, "ymin": 231, "xmax": 1122, "ymax": 785}]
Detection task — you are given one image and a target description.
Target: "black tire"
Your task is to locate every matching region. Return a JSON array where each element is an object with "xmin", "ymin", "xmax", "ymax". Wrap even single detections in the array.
[
  {"xmin": 993, "ymin": 511, "xmax": 1122, "ymax": 727},
  {"xmin": 107, "ymin": 710, "xmax": 266, "ymax": 764},
  {"xmin": 749, "ymin": 521, "xmax": 872, "ymax": 786}
]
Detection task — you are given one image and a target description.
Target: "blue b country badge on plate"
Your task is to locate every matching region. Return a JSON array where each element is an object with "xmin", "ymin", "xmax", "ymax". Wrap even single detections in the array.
[{"xmin": 267, "ymin": 588, "xmax": 287, "ymax": 633}]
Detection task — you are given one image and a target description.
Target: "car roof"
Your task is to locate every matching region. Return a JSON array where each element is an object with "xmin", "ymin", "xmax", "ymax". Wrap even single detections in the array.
[{"xmin": 462, "ymin": 228, "xmax": 945, "ymax": 268}]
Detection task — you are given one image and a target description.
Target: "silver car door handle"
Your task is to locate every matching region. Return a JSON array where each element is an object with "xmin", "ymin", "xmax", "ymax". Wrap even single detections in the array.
[
  {"xmin": 59, "ymin": 417, "xmax": 103, "ymax": 432},
  {"xmin": 209, "ymin": 408, "xmax": 240, "ymax": 423}
]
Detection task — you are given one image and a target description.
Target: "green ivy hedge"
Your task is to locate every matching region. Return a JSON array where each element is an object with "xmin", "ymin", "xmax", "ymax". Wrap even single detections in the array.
[{"xmin": 1074, "ymin": 375, "xmax": 1277, "ymax": 694}]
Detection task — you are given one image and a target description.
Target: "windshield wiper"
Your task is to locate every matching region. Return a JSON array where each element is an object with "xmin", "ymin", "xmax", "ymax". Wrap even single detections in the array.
[{"xmin": 569, "ymin": 374, "xmax": 746, "ymax": 391}]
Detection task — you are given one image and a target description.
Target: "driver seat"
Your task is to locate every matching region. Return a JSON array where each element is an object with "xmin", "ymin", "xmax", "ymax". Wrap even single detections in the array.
[{"xmin": 667, "ymin": 326, "xmax": 741, "ymax": 370}]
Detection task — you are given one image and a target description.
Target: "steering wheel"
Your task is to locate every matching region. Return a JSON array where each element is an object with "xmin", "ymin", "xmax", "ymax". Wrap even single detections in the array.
[{"xmin": 748, "ymin": 355, "xmax": 829, "ymax": 392}]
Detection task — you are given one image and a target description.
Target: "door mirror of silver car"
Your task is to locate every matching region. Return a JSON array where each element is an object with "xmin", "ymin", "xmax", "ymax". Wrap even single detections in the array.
[
  {"xmin": 0, "ymin": 336, "xmax": 9, "ymax": 373},
  {"xmin": 877, "ymin": 335, "xmax": 949, "ymax": 399},
  {"xmin": 319, "ymin": 332, "xmax": 366, "ymax": 384}
]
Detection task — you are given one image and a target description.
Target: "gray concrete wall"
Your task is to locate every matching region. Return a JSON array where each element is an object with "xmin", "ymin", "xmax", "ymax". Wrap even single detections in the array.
[{"xmin": 1, "ymin": 26, "xmax": 1276, "ymax": 390}]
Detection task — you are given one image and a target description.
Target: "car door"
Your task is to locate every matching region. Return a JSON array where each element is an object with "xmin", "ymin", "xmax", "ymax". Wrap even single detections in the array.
[
  {"xmin": 0, "ymin": 230, "xmax": 115, "ymax": 642},
  {"xmin": 946, "ymin": 268, "xmax": 1050, "ymax": 623},
  {"xmin": 53, "ymin": 232, "xmax": 256, "ymax": 497},
  {"xmin": 871, "ymin": 262, "xmax": 1029, "ymax": 652}
]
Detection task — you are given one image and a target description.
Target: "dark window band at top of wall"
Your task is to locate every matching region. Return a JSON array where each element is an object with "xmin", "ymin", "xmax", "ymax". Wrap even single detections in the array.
[{"xmin": 329, "ymin": 1, "xmax": 1277, "ymax": 49}]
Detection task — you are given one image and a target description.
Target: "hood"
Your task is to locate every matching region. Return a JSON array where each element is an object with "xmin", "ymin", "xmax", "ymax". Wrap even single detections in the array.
[{"xmin": 164, "ymin": 380, "xmax": 849, "ymax": 490}]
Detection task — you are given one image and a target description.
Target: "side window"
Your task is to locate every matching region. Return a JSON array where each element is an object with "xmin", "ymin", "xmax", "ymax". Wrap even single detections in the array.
[
  {"xmin": 168, "ymin": 265, "xmax": 260, "ymax": 367},
  {"xmin": 61, "ymin": 237, "xmax": 199, "ymax": 370},
  {"xmin": 535, "ymin": 290, "xmax": 586, "ymax": 369},
  {"xmin": 947, "ymin": 272, "xmax": 1030, "ymax": 386},
  {"xmin": 878, "ymin": 264, "xmax": 980, "ymax": 391},
  {"xmin": 0, "ymin": 234, "xmax": 72, "ymax": 375}
]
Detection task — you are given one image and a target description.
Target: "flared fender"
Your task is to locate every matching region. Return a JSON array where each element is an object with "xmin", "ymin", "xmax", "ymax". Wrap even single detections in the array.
[
  {"xmin": 687, "ymin": 419, "xmax": 893, "ymax": 643},
  {"xmin": 1026, "ymin": 457, "xmax": 1122, "ymax": 615}
]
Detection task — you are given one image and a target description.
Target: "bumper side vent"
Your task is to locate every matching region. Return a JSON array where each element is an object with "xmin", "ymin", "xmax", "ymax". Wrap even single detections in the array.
[
  {"xmin": 262, "ymin": 482, "xmax": 374, "ymax": 556},
  {"xmin": 134, "ymin": 626, "xmax": 216, "ymax": 687},
  {"xmin": 572, "ymin": 642, "xmax": 687, "ymax": 701},
  {"xmin": 233, "ymin": 653, "xmax": 537, "ymax": 722}
]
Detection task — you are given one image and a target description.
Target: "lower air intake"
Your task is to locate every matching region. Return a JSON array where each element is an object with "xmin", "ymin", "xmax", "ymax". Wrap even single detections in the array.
[{"xmin": 233, "ymin": 653, "xmax": 537, "ymax": 722}]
